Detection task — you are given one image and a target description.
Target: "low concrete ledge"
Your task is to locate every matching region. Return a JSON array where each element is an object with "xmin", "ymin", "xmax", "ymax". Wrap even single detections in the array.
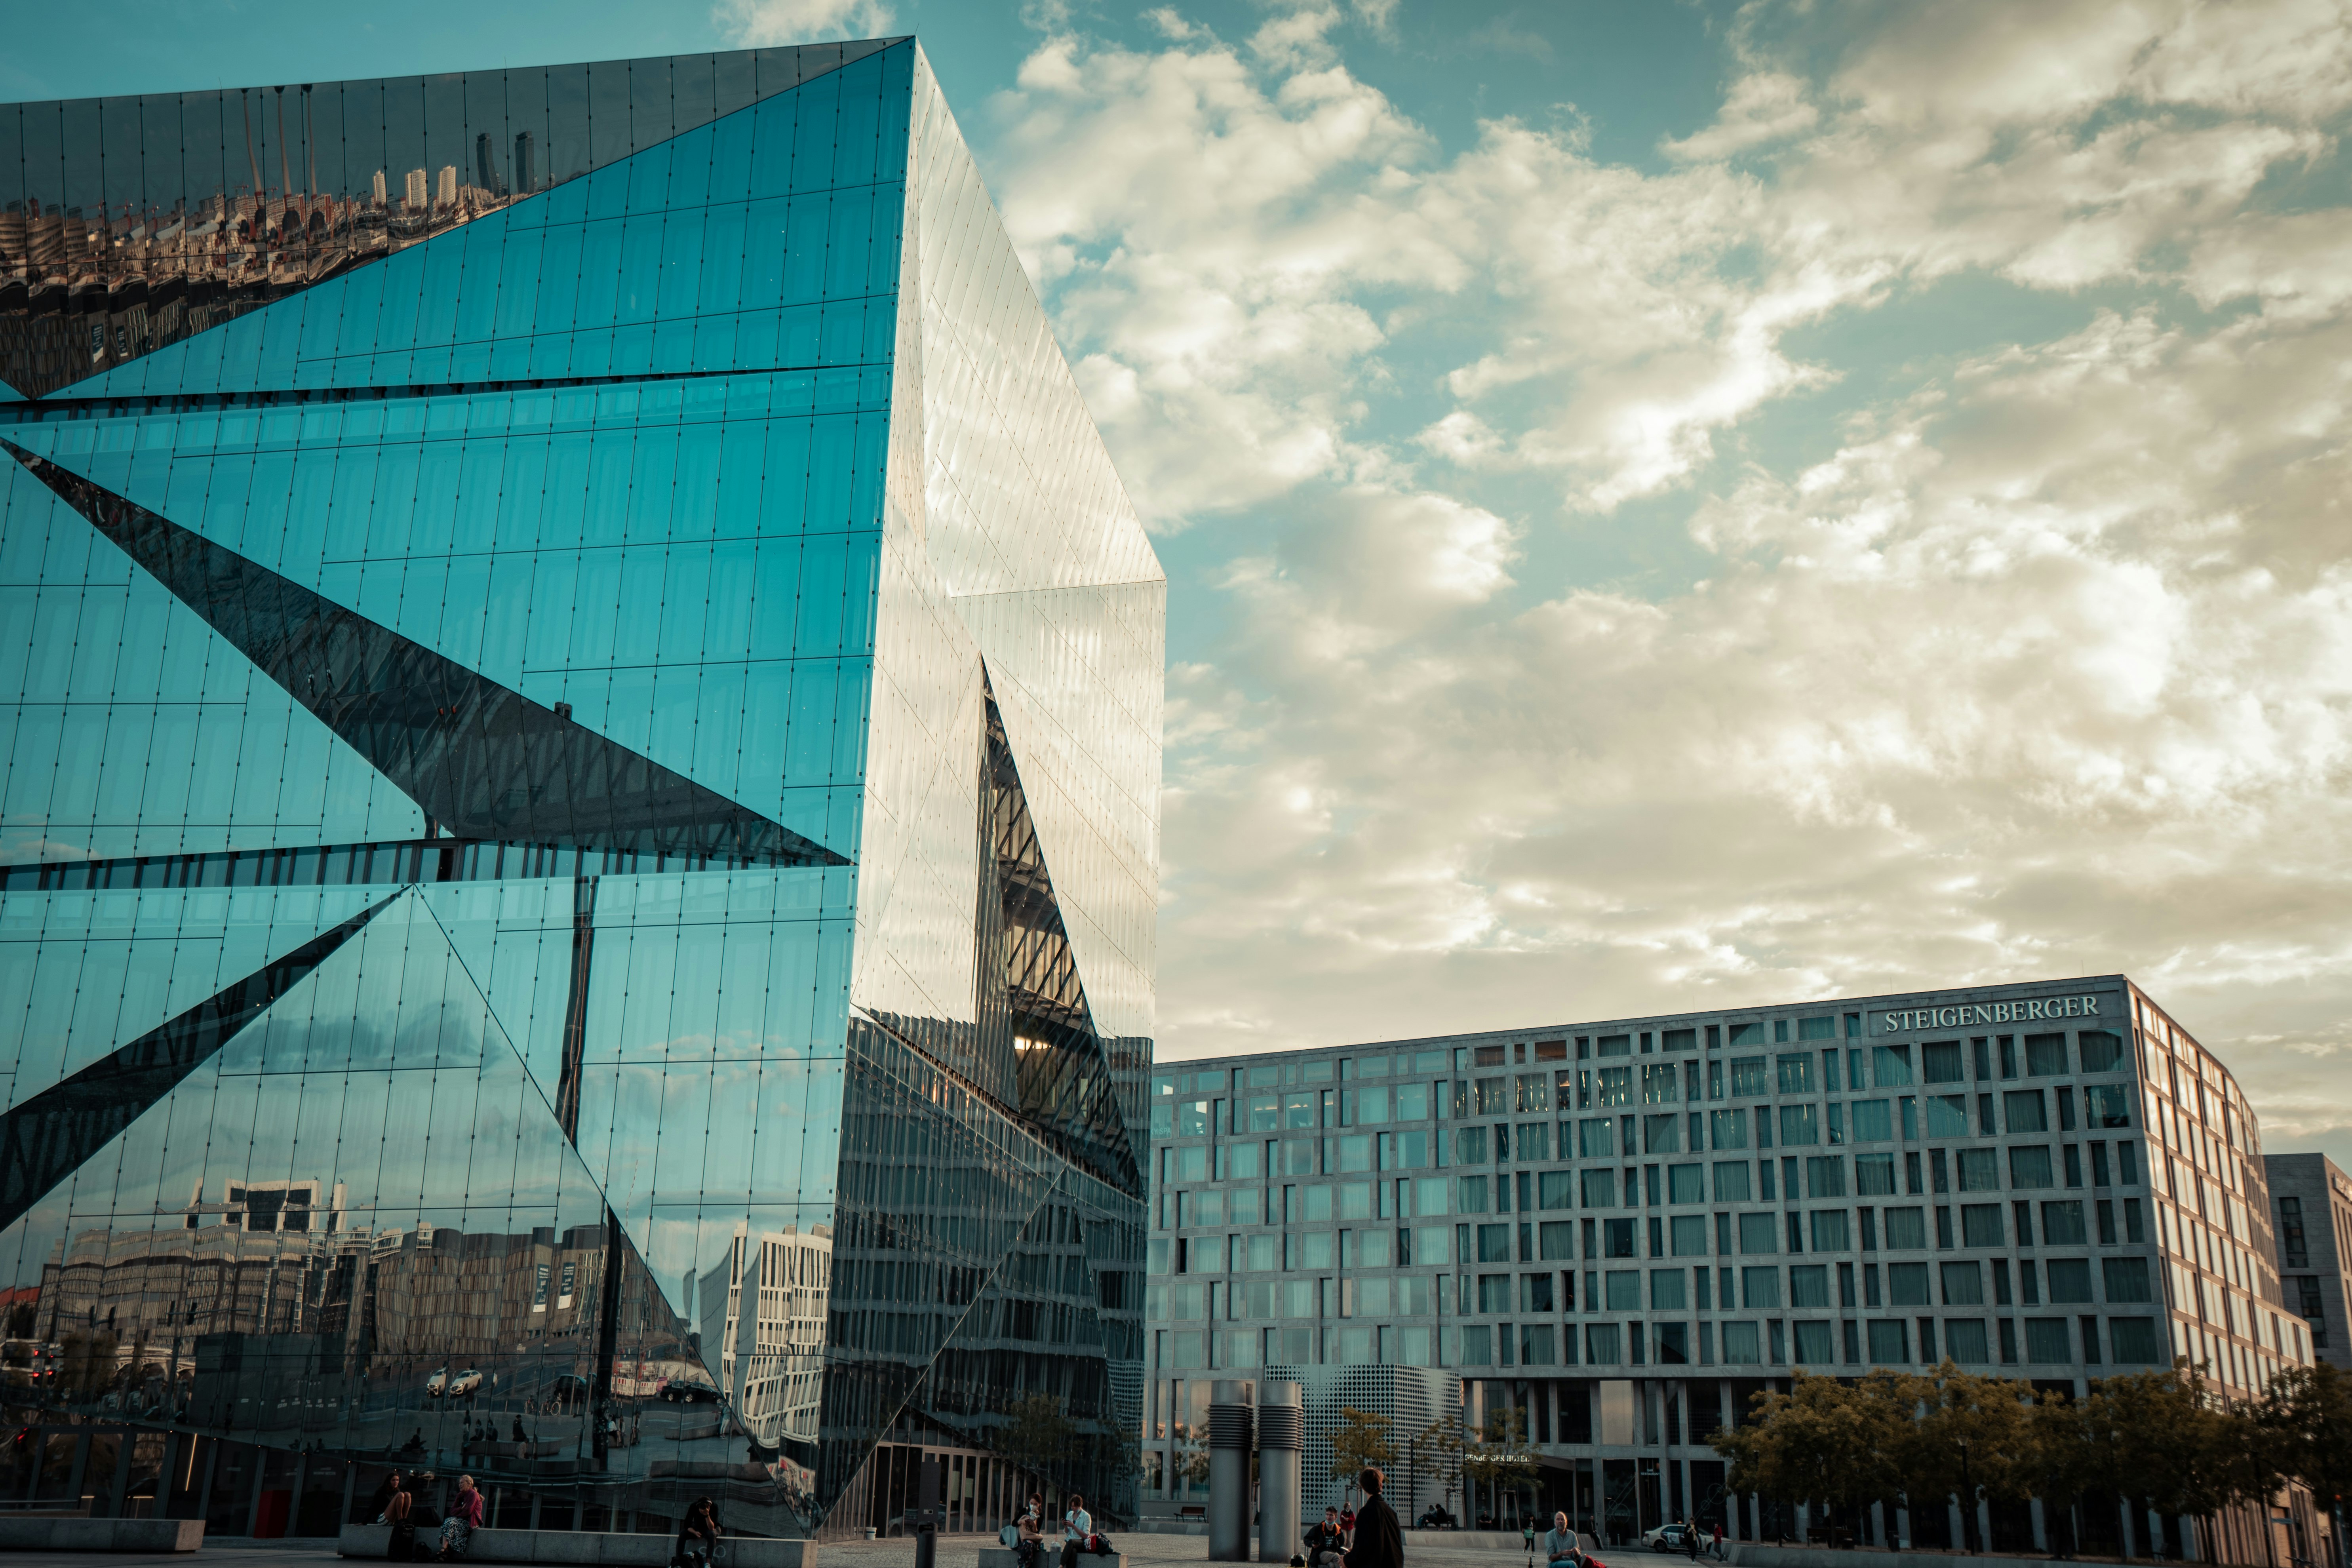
[
  {"xmin": 0, "ymin": 1517, "xmax": 206, "ymax": 1552},
  {"xmin": 976, "ymin": 1549, "xmax": 1124, "ymax": 1568},
  {"xmin": 339, "ymin": 1524, "xmax": 816, "ymax": 1567},
  {"xmin": 1726, "ymin": 1549, "xmax": 2065, "ymax": 1568}
]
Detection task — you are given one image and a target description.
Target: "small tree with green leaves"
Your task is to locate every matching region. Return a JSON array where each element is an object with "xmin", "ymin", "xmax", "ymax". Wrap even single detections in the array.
[
  {"xmin": 2255, "ymin": 1361, "xmax": 2352, "ymax": 1555},
  {"xmin": 1463, "ymin": 1404, "xmax": 1539, "ymax": 1526},
  {"xmin": 2082, "ymin": 1359, "xmax": 2242, "ymax": 1559},
  {"xmin": 1715, "ymin": 1369, "xmax": 1912, "ymax": 1546}
]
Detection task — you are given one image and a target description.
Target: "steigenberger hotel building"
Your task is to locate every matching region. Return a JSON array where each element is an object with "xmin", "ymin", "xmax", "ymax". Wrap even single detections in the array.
[{"xmin": 1142, "ymin": 977, "xmax": 2320, "ymax": 1564}]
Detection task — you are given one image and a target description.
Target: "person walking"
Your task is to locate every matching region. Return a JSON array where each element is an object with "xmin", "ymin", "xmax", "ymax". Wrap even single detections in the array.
[
  {"xmin": 436, "ymin": 1475, "xmax": 484, "ymax": 1560},
  {"xmin": 1344, "ymin": 1469, "xmax": 1402, "ymax": 1568}
]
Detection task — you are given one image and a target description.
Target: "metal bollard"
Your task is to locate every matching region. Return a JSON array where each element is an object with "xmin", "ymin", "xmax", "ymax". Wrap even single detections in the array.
[
  {"xmin": 1257, "ymin": 1381, "xmax": 1303, "ymax": 1565},
  {"xmin": 1209, "ymin": 1379, "xmax": 1256, "ymax": 1562}
]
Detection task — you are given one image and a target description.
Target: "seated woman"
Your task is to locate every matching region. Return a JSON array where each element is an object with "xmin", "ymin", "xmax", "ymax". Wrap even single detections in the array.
[
  {"xmin": 436, "ymin": 1477, "xmax": 484, "ymax": 1562},
  {"xmin": 676, "ymin": 1497, "xmax": 721, "ymax": 1568}
]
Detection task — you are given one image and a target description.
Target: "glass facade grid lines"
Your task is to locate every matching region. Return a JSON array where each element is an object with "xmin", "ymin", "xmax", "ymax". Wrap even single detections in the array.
[{"xmin": 0, "ymin": 36, "xmax": 1158, "ymax": 1542}]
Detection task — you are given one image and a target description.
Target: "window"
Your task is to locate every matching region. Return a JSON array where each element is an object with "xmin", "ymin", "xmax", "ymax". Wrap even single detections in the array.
[
  {"xmin": 1517, "ymin": 1121, "xmax": 1549, "ymax": 1160},
  {"xmin": 1395, "ymin": 1082, "xmax": 1430, "ymax": 1121},
  {"xmin": 1670, "ymin": 1215, "xmax": 1709, "ymax": 1256},
  {"xmin": 1926, "ymin": 1095, "xmax": 1970, "ymax": 1138},
  {"xmin": 1578, "ymin": 1118, "xmax": 1616, "ymax": 1158},
  {"xmin": 1789, "ymin": 1265, "xmax": 1831, "ymax": 1308},
  {"xmin": 1597, "ymin": 1034, "xmax": 1633, "ymax": 1057},
  {"xmin": 1956, "ymin": 1148, "xmax": 2000, "ymax": 1192},
  {"xmin": 2280, "ymin": 1197, "xmax": 2310, "ymax": 1267},
  {"xmin": 1946, "ymin": 1318, "xmax": 1991, "ymax": 1363},
  {"xmin": 2080, "ymin": 1031, "xmax": 2126, "ymax": 1073},
  {"xmin": 1586, "ymin": 1324, "xmax": 1622, "ymax": 1365},
  {"xmin": 2046, "ymin": 1258, "xmax": 2093, "ymax": 1303},
  {"xmin": 1596, "ymin": 1067, "xmax": 1633, "ymax": 1106},
  {"xmin": 1810, "ymin": 1210, "xmax": 1851, "ymax": 1251},
  {"xmin": 2004, "ymin": 1090, "xmax": 2048, "ymax": 1133},
  {"xmin": 1459, "ymin": 1176, "xmax": 1489, "ymax": 1213},
  {"xmin": 2085, "ymin": 1085, "xmax": 2133, "ymax": 1128},
  {"xmin": 1649, "ymin": 1267, "xmax": 1688, "ymax": 1310},
  {"xmin": 1855, "ymin": 1154, "xmax": 1897, "ymax": 1196},
  {"xmin": 1728, "ymin": 1022, "xmax": 1765, "ymax": 1047},
  {"xmin": 1604, "ymin": 1270, "xmax": 1641, "ymax": 1311},
  {"xmin": 1872, "ymin": 1045, "xmax": 1914, "ymax": 1087},
  {"xmin": 2008, "ymin": 1146, "xmax": 2055, "ymax": 1188},
  {"xmin": 1852, "ymin": 1099, "xmax": 1893, "ymax": 1141},
  {"xmin": 1538, "ymin": 1221, "xmax": 1575, "ymax": 1260},
  {"xmin": 1777, "ymin": 1054, "xmax": 1816, "ymax": 1095},
  {"xmin": 1644, "ymin": 1113, "xmax": 1682, "ymax": 1154},
  {"xmin": 1794, "ymin": 1016, "xmax": 1834, "ymax": 1041},
  {"xmin": 1662, "ymin": 1029, "xmax": 1697, "ymax": 1052},
  {"xmin": 1604, "ymin": 1218, "xmax": 1637, "ymax": 1256},
  {"xmin": 1354, "ymin": 1084, "xmax": 1391, "ymax": 1125},
  {"xmin": 1867, "ymin": 1319, "xmax": 1909, "ymax": 1364},
  {"xmin": 1519, "ymin": 1324, "xmax": 1557, "ymax": 1366},
  {"xmin": 1642, "ymin": 1065, "xmax": 1680, "ymax": 1105},
  {"xmin": 1710, "ymin": 1109, "xmax": 1748, "ymax": 1150},
  {"xmin": 1581, "ymin": 1169, "xmax": 1618, "ymax": 1208},
  {"xmin": 1714, "ymin": 1161, "xmax": 1753, "ymax": 1202},
  {"xmin": 1538, "ymin": 1171, "xmax": 1575, "ymax": 1210},
  {"xmin": 2294, "ymin": 1277, "xmax": 2328, "ymax": 1344},
  {"xmin": 1789, "ymin": 1319, "xmax": 1834, "ymax": 1366},
  {"xmin": 1922, "ymin": 1041, "xmax": 1965, "ymax": 1083},
  {"xmin": 2025, "ymin": 1318, "xmax": 2072, "ymax": 1363},
  {"xmin": 1806, "ymin": 1156, "xmax": 1847, "ymax": 1198},
  {"xmin": 1779, "ymin": 1104, "xmax": 1821, "ymax": 1146},
  {"xmin": 2101, "ymin": 1258, "xmax": 2152, "ymax": 1302},
  {"xmin": 1884, "ymin": 1207, "xmax": 1928, "ymax": 1249},
  {"xmin": 1742, "ymin": 1266, "xmax": 1781, "ymax": 1309},
  {"xmin": 1514, "ymin": 1075, "xmax": 1548, "ymax": 1115},
  {"xmin": 1461, "ymin": 1325, "xmax": 1494, "ymax": 1365},
  {"xmin": 1416, "ymin": 1226, "xmax": 1452, "ymax": 1266},
  {"xmin": 1941, "ymin": 1262, "xmax": 1984, "ymax": 1304},
  {"xmin": 1960, "ymin": 1204, "xmax": 2004, "ymax": 1247},
  {"xmin": 2109, "ymin": 1317, "xmax": 2162, "ymax": 1364},
  {"xmin": 1738, "ymin": 1213, "xmax": 1779, "ymax": 1254},
  {"xmin": 1722, "ymin": 1321, "xmax": 1762, "ymax": 1364},
  {"xmin": 1888, "ymin": 1262, "xmax": 1931, "ymax": 1306},
  {"xmin": 1662, "ymin": 1163, "xmax": 1702, "ymax": 1204},
  {"xmin": 1475, "ymin": 1077, "xmax": 1509, "ymax": 1115},
  {"xmin": 1520, "ymin": 1272, "xmax": 1555, "ymax": 1313},
  {"xmin": 1456, "ymin": 1126, "xmax": 1488, "ymax": 1164},
  {"xmin": 1730, "ymin": 1057, "xmax": 1769, "ymax": 1097},
  {"xmin": 2024, "ymin": 1034, "xmax": 2068, "ymax": 1076},
  {"xmin": 1302, "ymin": 1232, "xmax": 1335, "ymax": 1268},
  {"xmin": 2042, "ymin": 1201, "xmax": 2087, "ymax": 1245}
]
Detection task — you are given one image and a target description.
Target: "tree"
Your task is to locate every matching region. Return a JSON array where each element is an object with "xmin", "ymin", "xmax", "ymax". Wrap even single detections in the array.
[
  {"xmin": 1714, "ymin": 1370, "xmax": 1911, "ymax": 1545},
  {"xmin": 1898, "ymin": 1362, "xmax": 2038, "ymax": 1555},
  {"xmin": 2081, "ymin": 1359, "xmax": 2242, "ymax": 1559},
  {"xmin": 2025, "ymin": 1386, "xmax": 2104, "ymax": 1559},
  {"xmin": 2253, "ymin": 1362, "xmax": 2352, "ymax": 1555},
  {"xmin": 1001, "ymin": 1391, "xmax": 1077, "ymax": 1484},
  {"xmin": 1462, "ymin": 1404, "xmax": 1539, "ymax": 1524},
  {"xmin": 1328, "ymin": 1406, "xmax": 1395, "ymax": 1507},
  {"xmin": 1412, "ymin": 1414, "xmax": 1469, "ymax": 1521}
]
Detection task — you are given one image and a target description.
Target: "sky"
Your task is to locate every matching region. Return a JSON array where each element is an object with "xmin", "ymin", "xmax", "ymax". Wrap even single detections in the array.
[{"xmin": 11, "ymin": 0, "xmax": 2352, "ymax": 1171}]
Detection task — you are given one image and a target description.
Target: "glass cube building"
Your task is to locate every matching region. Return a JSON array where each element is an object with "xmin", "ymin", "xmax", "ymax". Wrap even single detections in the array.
[
  {"xmin": 1145, "ymin": 978, "xmax": 2323, "ymax": 1566},
  {"xmin": 0, "ymin": 37, "xmax": 1160, "ymax": 1540}
]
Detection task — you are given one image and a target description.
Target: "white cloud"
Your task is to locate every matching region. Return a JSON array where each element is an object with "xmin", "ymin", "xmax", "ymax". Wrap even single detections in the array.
[
  {"xmin": 710, "ymin": 0, "xmax": 894, "ymax": 47},
  {"xmin": 975, "ymin": 0, "xmax": 2352, "ymax": 1165}
]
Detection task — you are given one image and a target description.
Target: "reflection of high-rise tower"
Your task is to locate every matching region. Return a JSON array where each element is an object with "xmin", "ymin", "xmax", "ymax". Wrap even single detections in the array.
[
  {"xmin": 719, "ymin": 1223, "xmax": 832, "ymax": 1448},
  {"xmin": 402, "ymin": 168, "xmax": 427, "ymax": 210},
  {"xmin": 435, "ymin": 166, "xmax": 457, "ymax": 208},
  {"xmin": 371, "ymin": 169, "xmax": 387, "ymax": 207},
  {"xmin": 474, "ymin": 132, "xmax": 503, "ymax": 197},
  {"xmin": 514, "ymin": 131, "xmax": 536, "ymax": 196}
]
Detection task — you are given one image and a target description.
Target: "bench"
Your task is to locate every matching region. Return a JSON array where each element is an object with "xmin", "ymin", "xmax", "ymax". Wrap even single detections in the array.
[
  {"xmin": 977, "ymin": 1549, "xmax": 1125, "ymax": 1568},
  {"xmin": 338, "ymin": 1524, "xmax": 816, "ymax": 1567},
  {"xmin": 0, "ymin": 1518, "xmax": 207, "ymax": 1553}
]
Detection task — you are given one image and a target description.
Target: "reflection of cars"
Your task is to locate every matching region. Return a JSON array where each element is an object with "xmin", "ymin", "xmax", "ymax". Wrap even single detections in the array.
[
  {"xmin": 425, "ymin": 1368, "xmax": 450, "ymax": 1398},
  {"xmin": 449, "ymin": 1369, "xmax": 484, "ymax": 1398},
  {"xmin": 1642, "ymin": 1524, "xmax": 1692, "ymax": 1552},
  {"xmin": 660, "ymin": 1378, "xmax": 720, "ymax": 1404}
]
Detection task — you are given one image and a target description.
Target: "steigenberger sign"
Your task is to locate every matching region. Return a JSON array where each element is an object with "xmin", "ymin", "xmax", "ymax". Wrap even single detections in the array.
[{"xmin": 1879, "ymin": 995, "xmax": 2106, "ymax": 1033}]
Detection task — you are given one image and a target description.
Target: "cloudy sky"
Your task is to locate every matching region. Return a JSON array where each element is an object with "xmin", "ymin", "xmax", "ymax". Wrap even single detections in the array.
[{"xmin": 14, "ymin": 0, "xmax": 2352, "ymax": 1168}]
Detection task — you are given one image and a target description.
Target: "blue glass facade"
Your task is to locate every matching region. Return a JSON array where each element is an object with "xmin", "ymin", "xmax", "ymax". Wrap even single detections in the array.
[{"xmin": 0, "ymin": 38, "xmax": 1160, "ymax": 1540}]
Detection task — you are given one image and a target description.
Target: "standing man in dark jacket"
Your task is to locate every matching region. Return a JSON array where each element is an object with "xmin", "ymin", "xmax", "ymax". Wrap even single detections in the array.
[{"xmin": 1344, "ymin": 1469, "xmax": 1403, "ymax": 1568}]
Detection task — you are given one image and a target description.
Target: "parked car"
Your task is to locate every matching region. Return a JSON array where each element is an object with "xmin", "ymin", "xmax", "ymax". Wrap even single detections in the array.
[
  {"xmin": 448, "ymin": 1368, "xmax": 484, "ymax": 1398},
  {"xmin": 661, "ymin": 1378, "xmax": 720, "ymax": 1404},
  {"xmin": 425, "ymin": 1368, "xmax": 450, "ymax": 1398},
  {"xmin": 1642, "ymin": 1524, "xmax": 1693, "ymax": 1553}
]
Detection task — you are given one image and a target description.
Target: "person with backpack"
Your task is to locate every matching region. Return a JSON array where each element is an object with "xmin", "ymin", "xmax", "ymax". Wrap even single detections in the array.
[
  {"xmin": 1305, "ymin": 1509, "xmax": 1347, "ymax": 1568},
  {"xmin": 1058, "ymin": 1495, "xmax": 1096, "ymax": 1568},
  {"xmin": 1014, "ymin": 1494, "xmax": 1047, "ymax": 1568}
]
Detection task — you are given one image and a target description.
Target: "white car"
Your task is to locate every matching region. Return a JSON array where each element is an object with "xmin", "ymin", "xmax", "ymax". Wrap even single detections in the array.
[
  {"xmin": 425, "ymin": 1368, "xmax": 450, "ymax": 1398},
  {"xmin": 448, "ymin": 1369, "xmax": 484, "ymax": 1398},
  {"xmin": 1642, "ymin": 1524, "xmax": 1695, "ymax": 1553}
]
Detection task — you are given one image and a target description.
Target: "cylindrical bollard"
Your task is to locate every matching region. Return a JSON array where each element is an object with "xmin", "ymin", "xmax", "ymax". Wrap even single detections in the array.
[
  {"xmin": 1257, "ymin": 1381, "xmax": 1303, "ymax": 1564},
  {"xmin": 1209, "ymin": 1379, "xmax": 1256, "ymax": 1562}
]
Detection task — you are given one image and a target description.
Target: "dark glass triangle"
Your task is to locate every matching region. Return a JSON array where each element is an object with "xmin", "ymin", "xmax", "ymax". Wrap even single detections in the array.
[
  {"xmin": 0, "ymin": 892, "xmax": 398, "ymax": 1232},
  {"xmin": 6, "ymin": 444, "xmax": 849, "ymax": 868}
]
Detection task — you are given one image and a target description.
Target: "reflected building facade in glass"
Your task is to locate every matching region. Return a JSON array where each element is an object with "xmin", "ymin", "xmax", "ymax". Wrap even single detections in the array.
[{"xmin": 0, "ymin": 36, "xmax": 1160, "ymax": 1541}]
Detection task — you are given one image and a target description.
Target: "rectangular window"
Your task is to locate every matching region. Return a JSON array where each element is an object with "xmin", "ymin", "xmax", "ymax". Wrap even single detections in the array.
[
  {"xmin": 2101, "ymin": 1256, "xmax": 2151, "ymax": 1303},
  {"xmin": 1597, "ymin": 1034, "xmax": 1633, "ymax": 1057},
  {"xmin": 1604, "ymin": 1217, "xmax": 1637, "ymax": 1257},
  {"xmin": 1852, "ymin": 1099, "xmax": 1893, "ymax": 1142},
  {"xmin": 1884, "ymin": 1206, "xmax": 1928, "ymax": 1250},
  {"xmin": 1926, "ymin": 1094, "xmax": 1970, "ymax": 1139},
  {"xmin": 1355, "ymin": 1084, "xmax": 1392, "ymax": 1125},
  {"xmin": 1478, "ymin": 1274, "xmax": 1513, "ymax": 1313},
  {"xmin": 1670, "ymin": 1214, "xmax": 1708, "ymax": 1256},
  {"xmin": 2025, "ymin": 1318, "xmax": 2072, "ymax": 1363},
  {"xmin": 1477, "ymin": 1224, "xmax": 1511, "ymax": 1263},
  {"xmin": 2005, "ymin": 1090, "xmax": 2049, "ymax": 1133},
  {"xmin": 1538, "ymin": 1171, "xmax": 1576, "ymax": 1210},
  {"xmin": 1596, "ymin": 1067, "xmax": 1633, "ymax": 1107},
  {"xmin": 1960, "ymin": 1204, "xmax": 2004, "ymax": 1247},
  {"xmin": 1713, "ymin": 1161, "xmax": 1753, "ymax": 1203},
  {"xmin": 2024, "ymin": 1034, "xmax": 2068, "ymax": 1076},
  {"xmin": 1922, "ymin": 1042, "xmax": 1965, "ymax": 1083},
  {"xmin": 1738, "ymin": 1212, "xmax": 1779, "ymax": 1254},
  {"xmin": 1577, "ymin": 1117, "xmax": 1616, "ymax": 1158},
  {"xmin": 1586, "ymin": 1323, "xmax": 1623, "ymax": 1365},
  {"xmin": 2080, "ymin": 1031, "xmax": 2126, "ymax": 1073},
  {"xmin": 1517, "ymin": 1121, "xmax": 1550, "ymax": 1161},
  {"xmin": 1872, "ymin": 1044, "xmax": 1914, "ymax": 1087},
  {"xmin": 1395, "ymin": 1082, "xmax": 1431, "ymax": 1121},
  {"xmin": 1741, "ymin": 1265, "xmax": 1781, "ymax": 1309},
  {"xmin": 1457, "ymin": 1125, "xmax": 1489, "ymax": 1165},
  {"xmin": 2042, "ymin": 1200, "xmax": 2087, "ymax": 1245},
  {"xmin": 1415, "ymin": 1225, "xmax": 1452, "ymax": 1266},
  {"xmin": 1642, "ymin": 1064, "xmax": 1680, "ymax": 1105},
  {"xmin": 1946, "ymin": 1318, "xmax": 1990, "ymax": 1363},
  {"xmin": 1867, "ymin": 1319, "xmax": 1909, "ymax": 1365},
  {"xmin": 1461, "ymin": 1324, "xmax": 1493, "ymax": 1365},
  {"xmin": 1722, "ymin": 1321, "xmax": 1762, "ymax": 1364},
  {"xmin": 1301, "ymin": 1232, "xmax": 1334, "ymax": 1268},
  {"xmin": 1644, "ymin": 1113, "xmax": 1682, "ymax": 1154},
  {"xmin": 1779, "ymin": 1104, "xmax": 1820, "ymax": 1146},
  {"xmin": 1777, "ymin": 1054, "xmax": 1816, "ymax": 1095},
  {"xmin": 1789, "ymin": 1264, "xmax": 1831, "ymax": 1308},
  {"xmin": 2046, "ymin": 1258, "xmax": 2093, "ymax": 1303},
  {"xmin": 1956, "ymin": 1148, "xmax": 2000, "ymax": 1192},
  {"xmin": 1887, "ymin": 1261, "xmax": 1931, "ymax": 1306},
  {"xmin": 1940, "ymin": 1261, "xmax": 1985, "ymax": 1304},
  {"xmin": 1806, "ymin": 1156, "xmax": 1846, "ymax": 1199},
  {"xmin": 1601, "ymin": 1269, "xmax": 1641, "ymax": 1311},
  {"xmin": 2008, "ymin": 1146, "xmax": 2055, "ymax": 1188},
  {"xmin": 1475, "ymin": 1077, "xmax": 1509, "ymax": 1115},
  {"xmin": 1459, "ymin": 1175, "xmax": 1488, "ymax": 1213},
  {"xmin": 1730, "ymin": 1056, "xmax": 1768, "ymax": 1096},
  {"xmin": 2085, "ymin": 1085, "xmax": 2134, "ymax": 1128},
  {"xmin": 1668, "ymin": 1163, "xmax": 1705, "ymax": 1204},
  {"xmin": 1538, "ymin": 1220, "xmax": 1574, "ymax": 1260},
  {"xmin": 1855, "ymin": 1154, "xmax": 1896, "ymax": 1196},
  {"xmin": 1707, "ymin": 1109, "xmax": 1747, "ymax": 1151},
  {"xmin": 1581, "ymin": 1169, "xmax": 1618, "ymax": 1208},
  {"xmin": 1798, "ymin": 1016, "xmax": 1836, "ymax": 1041},
  {"xmin": 1649, "ymin": 1267, "xmax": 1688, "ymax": 1310},
  {"xmin": 2109, "ymin": 1317, "xmax": 2161, "ymax": 1363},
  {"xmin": 1810, "ymin": 1210, "xmax": 1851, "ymax": 1252}
]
